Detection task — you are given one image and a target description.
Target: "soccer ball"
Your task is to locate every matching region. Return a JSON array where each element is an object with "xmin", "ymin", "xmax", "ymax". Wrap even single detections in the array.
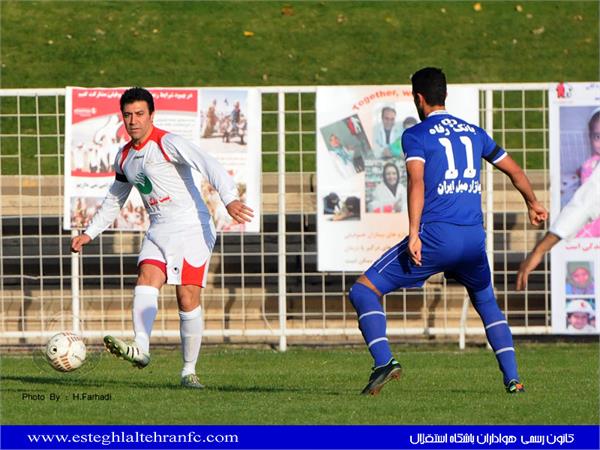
[{"xmin": 45, "ymin": 332, "xmax": 86, "ymax": 372}]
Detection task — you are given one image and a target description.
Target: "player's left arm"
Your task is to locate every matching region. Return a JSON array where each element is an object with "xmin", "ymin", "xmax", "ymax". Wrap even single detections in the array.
[
  {"xmin": 163, "ymin": 134, "xmax": 254, "ymax": 223},
  {"xmin": 493, "ymin": 154, "xmax": 548, "ymax": 227},
  {"xmin": 516, "ymin": 231, "xmax": 560, "ymax": 290}
]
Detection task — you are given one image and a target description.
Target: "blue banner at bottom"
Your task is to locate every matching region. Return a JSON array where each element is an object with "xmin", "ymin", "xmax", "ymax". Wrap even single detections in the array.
[{"xmin": 1, "ymin": 425, "xmax": 598, "ymax": 450}]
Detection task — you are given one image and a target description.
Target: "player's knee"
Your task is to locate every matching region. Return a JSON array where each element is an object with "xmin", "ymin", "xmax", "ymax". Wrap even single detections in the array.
[
  {"xmin": 137, "ymin": 262, "xmax": 166, "ymax": 288},
  {"xmin": 349, "ymin": 281, "xmax": 380, "ymax": 310},
  {"xmin": 176, "ymin": 285, "xmax": 202, "ymax": 312},
  {"xmin": 469, "ymin": 284, "xmax": 496, "ymax": 305}
]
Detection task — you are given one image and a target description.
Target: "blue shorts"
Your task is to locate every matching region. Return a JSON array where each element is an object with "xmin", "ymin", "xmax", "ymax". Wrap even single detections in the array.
[{"xmin": 364, "ymin": 222, "xmax": 491, "ymax": 295}]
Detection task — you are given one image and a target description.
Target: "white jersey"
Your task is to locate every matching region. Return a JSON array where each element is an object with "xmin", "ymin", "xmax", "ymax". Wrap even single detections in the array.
[
  {"xmin": 550, "ymin": 164, "xmax": 600, "ymax": 239},
  {"xmin": 85, "ymin": 127, "xmax": 238, "ymax": 239}
]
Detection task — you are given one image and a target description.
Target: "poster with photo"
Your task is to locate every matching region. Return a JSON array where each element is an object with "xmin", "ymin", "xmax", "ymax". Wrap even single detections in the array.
[
  {"xmin": 549, "ymin": 82, "xmax": 600, "ymax": 334},
  {"xmin": 197, "ymin": 88, "xmax": 261, "ymax": 233},
  {"xmin": 316, "ymin": 85, "xmax": 479, "ymax": 271},
  {"xmin": 64, "ymin": 87, "xmax": 200, "ymax": 231}
]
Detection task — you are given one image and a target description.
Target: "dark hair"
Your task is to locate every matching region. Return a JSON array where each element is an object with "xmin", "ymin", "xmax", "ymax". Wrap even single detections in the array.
[
  {"xmin": 120, "ymin": 87, "xmax": 155, "ymax": 113},
  {"xmin": 344, "ymin": 196, "xmax": 360, "ymax": 214},
  {"xmin": 382, "ymin": 162, "xmax": 400, "ymax": 194},
  {"xmin": 589, "ymin": 110, "xmax": 600, "ymax": 133},
  {"xmin": 381, "ymin": 106, "xmax": 396, "ymax": 118},
  {"xmin": 411, "ymin": 67, "xmax": 446, "ymax": 106}
]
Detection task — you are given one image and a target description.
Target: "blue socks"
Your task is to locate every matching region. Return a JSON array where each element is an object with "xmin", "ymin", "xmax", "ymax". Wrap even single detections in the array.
[
  {"xmin": 349, "ymin": 280, "xmax": 518, "ymax": 384},
  {"xmin": 469, "ymin": 284, "xmax": 519, "ymax": 385},
  {"xmin": 349, "ymin": 283, "xmax": 393, "ymax": 368}
]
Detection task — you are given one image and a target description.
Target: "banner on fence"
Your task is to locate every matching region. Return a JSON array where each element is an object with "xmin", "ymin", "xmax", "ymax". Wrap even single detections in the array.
[
  {"xmin": 316, "ymin": 85, "xmax": 479, "ymax": 272},
  {"xmin": 549, "ymin": 82, "xmax": 600, "ymax": 334},
  {"xmin": 197, "ymin": 88, "xmax": 261, "ymax": 232},
  {"xmin": 63, "ymin": 87, "xmax": 261, "ymax": 233}
]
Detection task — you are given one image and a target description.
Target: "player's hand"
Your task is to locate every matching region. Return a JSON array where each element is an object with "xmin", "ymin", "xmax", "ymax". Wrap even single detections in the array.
[
  {"xmin": 71, "ymin": 233, "xmax": 92, "ymax": 253},
  {"xmin": 516, "ymin": 250, "xmax": 543, "ymax": 291},
  {"xmin": 226, "ymin": 200, "xmax": 254, "ymax": 224},
  {"xmin": 408, "ymin": 234, "xmax": 422, "ymax": 266},
  {"xmin": 527, "ymin": 201, "xmax": 548, "ymax": 227}
]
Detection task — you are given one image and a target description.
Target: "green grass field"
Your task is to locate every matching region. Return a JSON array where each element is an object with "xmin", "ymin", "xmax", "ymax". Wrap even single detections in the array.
[
  {"xmin": 1, "ymin": 1, "xmax": 597, "ymax": 87},
  {"xmin": 1, "ymin": 343, "xmax": 598, "ymax": 425}
]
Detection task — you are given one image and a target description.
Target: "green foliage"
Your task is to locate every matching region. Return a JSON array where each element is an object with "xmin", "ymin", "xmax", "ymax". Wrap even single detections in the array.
[
  {"xmin": 1, "ymin": 2, "xmax": 597, "ymax": 87},
  {"xmin": 2, "ymin": 344, "xmax": 598, "ymax": 424}
]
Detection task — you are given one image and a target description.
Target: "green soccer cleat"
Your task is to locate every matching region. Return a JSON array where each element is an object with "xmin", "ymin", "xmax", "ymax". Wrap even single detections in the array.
[
  {"xmin": 505, "ymin": 379, "xmax": 525, "ymax": 394},
  {"xmin": 181, "ymin": 374, "xmax": 205, "ymax": 389},
  {"xmin": 361, "ymin": 359, "xmax": 402, "ymax": 396},
  {"xmin": 103, "ymin": 335, "xmax": 150, "ymax": 369}
]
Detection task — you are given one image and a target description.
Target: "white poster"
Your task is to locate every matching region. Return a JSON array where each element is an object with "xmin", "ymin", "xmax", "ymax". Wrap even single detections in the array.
[
  {"xmin": 549, "ymin": 82, "xmax": 600, "ymax": 334},
  {"xmin": 316, "ymin": 85, "xmax": 479, "ymax": 272},
  {"xmin": 64, "ymin": 87, "xmax": 261, "ymax": 233},
  {"xmin": 198, "ymin": 88, "xmax": 261, "ymax": 233}
]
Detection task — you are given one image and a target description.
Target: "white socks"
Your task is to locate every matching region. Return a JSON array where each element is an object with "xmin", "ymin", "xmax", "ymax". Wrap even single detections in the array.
[
  {"xmin": 179, "ymin": 306, "xmax": 203, "ymax": 377},
  {"xmin": 132, "ymin": 285, "xmax": 159, "ymax": 354}
]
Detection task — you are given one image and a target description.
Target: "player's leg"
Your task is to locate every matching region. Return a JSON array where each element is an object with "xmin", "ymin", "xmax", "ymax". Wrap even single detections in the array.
[
  {"xmin": 467, "ymin": 284, "xmax": 523, "ymax": 393},
  {"xmin": 448, "ymin": 224, "xmax": 523, "ymax": 393},
  {"xmin": 176, "ymin": 284, "xmax": 205, "ymax": 389},
  {"xmin": 133, "ymin": 262, "xmax": 165, "ymax": 353},
  {"xmin": 103, "ymin": 240, "xmax": 166, "ymax": 369},
  {"xmin": 349, "ymin": 276, "xmax": 393, "ymax": 369},
  {"xmin": 170, "ymin": 225, "xmax": 212, "ymax": 389},
  {"xmin": 349, "ymin": 275, "xmax": 402, "ymax": 396},
  {"xmin": 349, "ymin": 239, "xmax": 437, "ymax": 395}
]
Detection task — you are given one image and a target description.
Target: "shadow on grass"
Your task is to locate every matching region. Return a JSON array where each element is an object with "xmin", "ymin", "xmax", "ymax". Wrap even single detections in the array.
[
  {"xmin": 1, "ymin": 375, "xmax": 346, "ymax": 396},
  {"xmin": 0, "ymin": 375, "xmax": 179, "ymax": 391},
  {"xmin": 210, "ymin": 384, "xmax": 344, "ymax": 396}
]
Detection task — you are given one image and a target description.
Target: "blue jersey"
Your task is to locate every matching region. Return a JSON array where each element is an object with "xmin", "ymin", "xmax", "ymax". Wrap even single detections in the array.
[{"xmin": 402, "ymin": 111, "xmax": 506, "ymax": 225}]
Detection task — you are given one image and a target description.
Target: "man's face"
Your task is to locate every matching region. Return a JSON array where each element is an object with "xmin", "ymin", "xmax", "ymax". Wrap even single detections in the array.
[
  {"xmin": 382, "ymin": 110, "xmax": 396, "ymax": 131},
  {"xmin": 413, "ymin": 93, "xmax": 426, "ymax": 121},
  {"xmin": 122, "ymin": 101, "xmax": 154, "ymax": 143}
]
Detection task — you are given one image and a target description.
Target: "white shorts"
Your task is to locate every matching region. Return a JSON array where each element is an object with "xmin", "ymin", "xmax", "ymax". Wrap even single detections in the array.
[{"xmin": 138, "ymin": 223, "xmax": 215, "ymax": 287}]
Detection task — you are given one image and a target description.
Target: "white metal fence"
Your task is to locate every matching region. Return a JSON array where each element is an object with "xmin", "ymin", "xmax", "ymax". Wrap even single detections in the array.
[{"xmin": 0, "ymin": 85, "xmax": 552, "ymax": 348}]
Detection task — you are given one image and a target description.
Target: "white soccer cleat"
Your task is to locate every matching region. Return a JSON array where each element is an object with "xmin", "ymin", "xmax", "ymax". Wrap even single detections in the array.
[
  {"xmin": 180, "ymin": 373, "xmax": 205, "ymax": 389},
  {"xmin": 103, "ymin": 335, "xmax": 150, "ymax": 369}
]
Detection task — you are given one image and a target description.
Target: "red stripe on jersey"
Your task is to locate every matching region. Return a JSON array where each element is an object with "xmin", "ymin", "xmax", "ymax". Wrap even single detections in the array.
[
  {"xmin": 119, "ymin": 141, "xmax": 134, "ymax": 172},
  {"xmin": 131, "ymin": 127, "xmax": 171, "ymax": 162},
  {"xmin": 138, "ymin": 259, "xmax": 167, "ymax": 276},
  {"xmin": 181, "ymin": 259, "xmax": 207, "ymax": 287},
  {"xmin": 153, "ymin": 128, "xmax": 171, "ymax": 162}
]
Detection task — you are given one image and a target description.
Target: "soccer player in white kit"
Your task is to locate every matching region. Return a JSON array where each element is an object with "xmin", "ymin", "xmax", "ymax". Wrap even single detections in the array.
[
  {"xmin": 516, "ymin": 164, "xmax": 600, "ymax": 290},
  {"xmin": 71, "ymin": 87, "xmax": 254, "ymax": 388}
]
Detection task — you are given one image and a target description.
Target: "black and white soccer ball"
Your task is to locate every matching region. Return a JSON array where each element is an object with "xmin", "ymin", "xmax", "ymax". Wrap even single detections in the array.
[{"xmin": 45, "ymin": 332, "xmax": 87, "ymax": 372}]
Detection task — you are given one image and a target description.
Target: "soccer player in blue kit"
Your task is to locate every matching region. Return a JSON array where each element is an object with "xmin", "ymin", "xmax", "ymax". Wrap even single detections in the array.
[{"xmin": 349, "ymin": 67, "xmax": 548, "ymax": 396}]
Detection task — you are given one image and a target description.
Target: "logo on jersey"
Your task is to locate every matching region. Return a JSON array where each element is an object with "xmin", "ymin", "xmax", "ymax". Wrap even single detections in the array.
[
  {"xmin": 134, "ymin": 173, "xmax": 153, "ymax": 194},
  {"xmin": 429, "ymin": 118, "xmax": 476, "ymax": 136}
]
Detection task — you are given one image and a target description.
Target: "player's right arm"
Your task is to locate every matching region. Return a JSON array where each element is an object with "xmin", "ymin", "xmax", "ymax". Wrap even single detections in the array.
[
  {"xmin": 406, "ymin": 159, "xmax": 425, "ymax": 266},
  {"xmin": 402, "ymin": 130, "xmax": 426, "ymax": 266},
  {"xmin": 71, "ymin": 159, "xmax": 133, "ymax": 253}
]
